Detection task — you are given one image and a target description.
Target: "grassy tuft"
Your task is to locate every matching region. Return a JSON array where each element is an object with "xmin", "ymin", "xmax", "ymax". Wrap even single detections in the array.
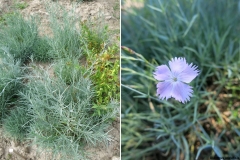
[
  {"xmin": 46, "ymin": 6, "xmax": 83, "ymax": 59},
  {"xmin": 3, "ymin": 106, "xmax": 30, "ymax": 141},
  {"xmin": 18, "ymin": 64, "xmax": 118, "ymax": 159},
  {"xmin": 0, "ymin": 53, "xmax": 23, "ymax": 123},
  {"xmin": 0, "ymin": 14, "xmax": 38, "ymax": 63},
  {"xmin": 0, "ymin": 14, "xmax": 52, "ymax": 63},
  {"xmin": 54, "ymin": 58, "xmax": 88, "ymax": 85}
]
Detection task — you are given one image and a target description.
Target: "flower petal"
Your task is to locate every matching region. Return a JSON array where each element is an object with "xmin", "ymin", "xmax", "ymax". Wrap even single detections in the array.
[
  {"xmin": 179, "ymin": 63, "xmax": 199, "ymax": 83},
  {"xmin": 156, "ymin": 81, "xmax": 174, "ymax": 100},
  {"xmin": 153, "ymin": 65, "xmax": 171, "ymax": 81},
  {"xmin": 171, "ymin": 82, "xmax": 193, "ymax": 103},
  {"xmin": 169, "ymin": 57, "xmax": 188, "ymax": 74}
]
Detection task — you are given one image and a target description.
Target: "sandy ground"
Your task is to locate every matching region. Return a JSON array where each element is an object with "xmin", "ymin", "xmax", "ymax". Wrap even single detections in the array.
[{"xmin": 0, "ymin": 0, "xmax": 120, "ymax": 160}]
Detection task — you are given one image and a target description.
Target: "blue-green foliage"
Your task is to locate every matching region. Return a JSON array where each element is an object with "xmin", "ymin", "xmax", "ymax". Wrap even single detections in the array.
[
  {"xmin": 121, "ymin": 0, "xmax": 240, "ymax": 159},
  {"xmin": 3, "ymin": 106, "xmax": 30, "ymax": 140},
  {"xmin": 17, "ymin": 66, "xmax": 117, "ymax": 160},
  {"xmin": 47, "ymin": 6, "xmax": 83, "ymax": 59},
  {"xmin": 0, "ymin": 14, "xmax": 52, "ymax": 63},
  {"xmin": 1, "ymin": 58, "xmax": 118, "ymax": 159},
  {"xmin": 0, "ymin": 4, "xmax": 119, "ymax": 159},
  {"xmin": 0, "ymin": 53, "xmax": 23, "ymax": 123}
]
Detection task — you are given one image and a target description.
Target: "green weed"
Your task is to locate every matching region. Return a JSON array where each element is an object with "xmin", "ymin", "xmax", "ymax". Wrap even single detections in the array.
[
  {"xmin": 14, "ymin": 2, "xmax": 28, "ymax": 10},
  {"xmin": 88, "ymin": 45, "xmax": 120, "ymax": 116},
  {"xmin": 80, "ymin": 16, "xmax": 119, "ymax": 117},
  {"xmin": 0, "ymin": 12, "xmax": 16, "ymax": 24},
  {"xmin": 81, "ymin": 20, "xmax": 108, "ymax": 55}
]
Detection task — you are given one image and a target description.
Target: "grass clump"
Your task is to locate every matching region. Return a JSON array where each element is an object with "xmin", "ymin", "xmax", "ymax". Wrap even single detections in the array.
[
  {"xmin": 0, "ymin": 14, "xmax": 38, "ymax": 63},
  {"xmin": 19, "ymin": 67, "xmax": 118, "ymax": 159},
  {"xmin": 3, "ymin": 106, "xmax": 30, "ymax": 141},
  {"xmin": 0, "ymin": 53, "xmax": 23, "ymax": 122},
  {"xmin": 31, "ymin": 36, "xmax": 53, "ymax": 62},
  {"xmin": 122, "ymin": 0, "xmax": 240, "ymax": 159},
  {"xmin": 47, "ymin": 6, "xmax": 83, "ymax": 59},
  {"xmin": 54, "ymin": 58, "xmax": 88, "ymax": 85},
  {"xmin": 0, "ymin": 14, "xmax": 52, "ymax": 63}
]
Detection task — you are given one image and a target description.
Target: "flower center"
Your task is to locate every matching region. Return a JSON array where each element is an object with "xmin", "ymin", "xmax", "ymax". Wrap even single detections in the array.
[
  {"xmin": 172, "ymin": 77, "xmax": 178, "ymax": 82},
  {"xmin": 170, "ymin": 72, "xmax": 179, "ymax": 82}
]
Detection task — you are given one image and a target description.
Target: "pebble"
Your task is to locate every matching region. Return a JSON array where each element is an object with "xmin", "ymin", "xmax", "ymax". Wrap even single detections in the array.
[
  {"xmin": 105, "ymin": 16, "xmax": 112, "ymax": 20},
  {"xmin": 112, "ymin": 156, "xmax": 120, "ymax": 160}
]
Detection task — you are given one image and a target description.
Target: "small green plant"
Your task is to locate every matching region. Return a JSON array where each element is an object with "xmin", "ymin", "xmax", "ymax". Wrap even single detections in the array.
[
  {"xmin": 88, "ymin": 45, "xmax": 120, "ymax": 116},
  {"xmin": 80, "ymin": 18, "xmax": 119, "ymax": 117},
  {"xmin": 81, "ymin": 20, "xmax": 108, "ymax": 55},
  {"xmin": 6, "ymin": 153, "xmax": 12, "ymax": 160},
  {"xmin": 92, "ymin": 101, "xmax": 118, "ymax": 118},
  {"xmin": 0, "ymin": 12, "xmax": 16, "ymax": 24},
  {"xmin": 14, "ymin": 2, "xmax": 28, "ymax": 10},
  {"xmin": 113, "ymin": 2, "xmax": 120, "ymax": 19}
]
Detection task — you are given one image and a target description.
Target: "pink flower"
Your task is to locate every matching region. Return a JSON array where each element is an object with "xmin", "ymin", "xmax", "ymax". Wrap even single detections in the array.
[{"xmin": 153, "ymin": 57, "xmax": 199, "ymax": 103}]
